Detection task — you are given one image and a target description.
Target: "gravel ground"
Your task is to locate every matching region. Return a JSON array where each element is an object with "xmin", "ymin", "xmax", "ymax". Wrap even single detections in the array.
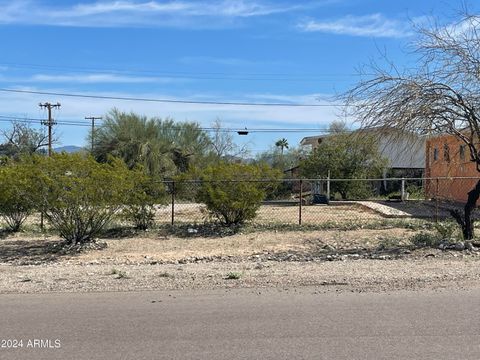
[
  {"xmin": 1, "ymin": 225, "xmax": 479, "ymax": 295},
  {"xmin": 1, "ymin": 255, "xmax": 479, "ymax": 294}
]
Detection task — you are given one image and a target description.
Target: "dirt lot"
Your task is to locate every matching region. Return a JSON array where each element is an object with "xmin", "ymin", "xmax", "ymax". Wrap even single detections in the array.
[
  {"xmin": 0, "ymin": 225, "xmax": 479, "ymax": 294},
  {"xmin": 0, "ymin": 202, "xmax": 479, "ymax": 294}
]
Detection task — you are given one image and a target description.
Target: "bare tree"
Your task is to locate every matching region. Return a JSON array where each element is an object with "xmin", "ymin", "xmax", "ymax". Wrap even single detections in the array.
[
  {"xmin": 344, "ymin": 13, "xmax": 480, "ymax": 239},
  {"xmin": 0, "ymin": 122, "xmax": 51, "ymax": 158},
  {"xmin": 209, "ymin": 119, "xmax": 250, "ymax": 159}
]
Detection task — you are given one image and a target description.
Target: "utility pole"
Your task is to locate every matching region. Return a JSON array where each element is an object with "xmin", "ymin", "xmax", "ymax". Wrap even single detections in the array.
[
  {"xmin": 38, "ymin": 102, "xmax": 60, "ymax": 232},
  {"xmin": 39, "ymin": 102, "xmax": 61, "ymax": 156},
  {"xmin": 85, "ymin": 116, "xmax": 102, "ymax": 152}
]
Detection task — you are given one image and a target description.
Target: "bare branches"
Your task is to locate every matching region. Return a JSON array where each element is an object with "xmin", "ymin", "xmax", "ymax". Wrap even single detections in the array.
[
  {"xmin": 344, "ymin": 12, "xmax": 480, "ymax": 167},
  {"xmin": 0, "ymin": 121, "xmax": 53, "ymax": 157},
  {"xmin": 209, "ymin": 119, "xmax": 250, "ymax": 159}
]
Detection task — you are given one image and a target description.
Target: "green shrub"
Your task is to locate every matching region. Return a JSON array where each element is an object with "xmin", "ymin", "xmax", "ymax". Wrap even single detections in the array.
[
  {"xmin": 122, "ymin": 169, "xmax": 166, "ymax": 230},
  {"xmin": 226, "ymin": 272, "xmax": 242, "ymax": 280},
  {"xmin": 410, "ymin": 231, "xmax": 442, "ymax": 248},
  {"xmin": 195, "ymin": 163, "xmax": 281, "ymax": 226},
  {"xmin": 434, "ymin": 221, "xmax": 461, "ymax": 240},
  {"xmin": 0, "ymin": 161, "xmax": 42, "ymax": 232},
  {"xmin": 405, "ymin": 184, "xmax": 425, "ymax": 200},
  {"xmin": 34, "ymin": 154, "xmax": 132, "ymax": 244}
]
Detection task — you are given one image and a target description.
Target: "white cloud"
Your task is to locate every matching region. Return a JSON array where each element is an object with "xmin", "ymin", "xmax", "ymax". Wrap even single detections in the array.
[
  {"xmin": 298, "ymin": 13, "xmax": 414, "ymax": 38},
  {"xmin": 0, "ymin": 0, "xmax": 309, "ymax": 28},
  {"xmin": 29, "ymin": 73, "xmax": 186, "ymax": 84},
  {"xmin": 0, "ymin": 87, "xmax": 342, "ymax": 127}
]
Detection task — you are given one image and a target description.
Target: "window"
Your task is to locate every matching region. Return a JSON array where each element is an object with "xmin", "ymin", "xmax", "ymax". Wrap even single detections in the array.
[
  {"xmin": 433, "ymin": 147, "xmax": 438, "ymax": 161},
  {"xmin": 460, "ymin": 145, "xmax": 466, "ymax": 161},
  {"xmin": 443, "ymin": 144, "xmax": 450, "ymax": 162}
]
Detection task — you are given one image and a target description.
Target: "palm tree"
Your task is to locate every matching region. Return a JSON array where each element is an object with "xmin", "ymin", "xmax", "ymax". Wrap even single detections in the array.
[
  {"xmin": 275, "ymin": 138, "xmax": 289, "ymax": 155},
  {"xmin": 91, "ymin": 109, "xmax": 211, "ymax": 177}
]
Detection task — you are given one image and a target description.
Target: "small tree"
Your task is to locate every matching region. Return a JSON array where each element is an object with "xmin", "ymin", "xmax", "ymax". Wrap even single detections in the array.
[
  {"xmin": 0, "ymin": 122, "xmax": 50, "ymax": 159},
  {"xmin": 0, "ymin": 161, "xmax": 41, "ymax": 232},
  {"xmin": 122, "ymin": 169, "xmax": 167, "ymax": 230},
  {"xmin": 299, "ymin": 130, "xmax": 386, "ymax": 199},
  {"xmin": 36, "ymin": 154, "xmax": 132, "ymax": 244},
  {"xmin": 196, "ymin": 163, "xmax": 281, "ymax": 226}
]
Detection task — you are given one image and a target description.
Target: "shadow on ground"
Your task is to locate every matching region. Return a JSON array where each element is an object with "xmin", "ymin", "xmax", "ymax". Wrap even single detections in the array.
[{"xmin": 0, "ymin": 238, "xmax": 72, "ymax": 264}]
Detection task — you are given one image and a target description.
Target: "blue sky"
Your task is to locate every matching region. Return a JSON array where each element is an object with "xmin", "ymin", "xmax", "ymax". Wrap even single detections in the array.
[{"xmin": 0, "ymin": 0, "xmax": 473, "ymax": 153}]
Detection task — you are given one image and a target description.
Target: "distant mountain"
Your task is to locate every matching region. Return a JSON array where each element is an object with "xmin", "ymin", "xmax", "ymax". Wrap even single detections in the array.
[{"xmin": 54, "ymin": 145, "xmax": 85, "ymax": 153}]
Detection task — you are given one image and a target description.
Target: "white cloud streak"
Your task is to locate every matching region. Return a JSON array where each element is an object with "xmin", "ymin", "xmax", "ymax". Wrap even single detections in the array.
[
  {"xmin": 0, "ymin": 87, "xmax": 342, "ymax": 126},
  {"xmin": 29, "ymin": 73, "xmax": 187, "ymax": 84},
  {"xmin": 0, "ymin": 0, "xmax": 309, "ymax": 28},
  {"xmin": 298, "ymin": 13, "xmax": 414, "ymax": 38}
]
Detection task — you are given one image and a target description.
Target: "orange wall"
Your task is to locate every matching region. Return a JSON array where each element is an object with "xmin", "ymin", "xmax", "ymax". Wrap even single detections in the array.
[{"xmin": 425, "ymin": 135, "xmax": 479, "ymax": 203}]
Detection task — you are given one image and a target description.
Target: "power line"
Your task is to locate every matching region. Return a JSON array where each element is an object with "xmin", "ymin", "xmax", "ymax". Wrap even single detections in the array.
[
  {"xmin": 0, "ymin": 88, "xmax": 341, "ymax": 107},
  {"xmin": 0, "ymin": 115, "xmax": 93, "ymax": 127},
  {"xmin": 0, "ymin": 117, "xmax": 339, "ymax": 133},
  {"xmin": 0, "ymin": 61, "xmax": 366, "ymax": 81},
  {"xmin": 0, "ymin": 116, "xmax": 343, "ymax": 133}
]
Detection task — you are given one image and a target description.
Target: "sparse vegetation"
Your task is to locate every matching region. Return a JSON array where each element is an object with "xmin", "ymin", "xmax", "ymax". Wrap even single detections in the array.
[
  {"xmin": 0, "ymin": 161, "xmax": 42, "ymax": 232},
  {"xmin": 194, "ymin": 163, "xmax": 281, "ymax": 226},
  {"xmin": 226, "ymin": 272, "xmax": 242, "ymax": 280},
  {"xmin": 410, "ymin": 232, "xmax": 442, "ymax": 248},
  {"xmin": 410, "ymin": 221, "xmax": 462, "ymax": 248},
  {"xmin": 158, "ymin": 272, "xmax": 174, "ymax": 278},
  {"xmin": 434, "ymin": 221, "xmax": 461, "ymax": 241},
  {"xmin": 109, "ymin": 268, "xmax": 128, "ymax": 279}
]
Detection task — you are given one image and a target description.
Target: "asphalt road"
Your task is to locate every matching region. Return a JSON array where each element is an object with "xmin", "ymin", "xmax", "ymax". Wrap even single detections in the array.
[{"xmin": 0, "ymin": 287, "xmax": 479, "ymax": 360}]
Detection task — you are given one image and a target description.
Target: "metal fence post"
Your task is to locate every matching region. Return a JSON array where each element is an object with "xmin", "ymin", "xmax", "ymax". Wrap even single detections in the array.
[
  {"xmin": 326, "ymin": 172, "xmax": 331, "ymax": 201},
  {"xmin": 171, "ymin": 181, "xmax": 175, "ymax": 226},
  {"xmin": 401, "ymin": 177, "xmax": 405, "ymax": 201},
  {"xmin": 299, "ymin": 179, "xmax": 303, "ymax": 225}
]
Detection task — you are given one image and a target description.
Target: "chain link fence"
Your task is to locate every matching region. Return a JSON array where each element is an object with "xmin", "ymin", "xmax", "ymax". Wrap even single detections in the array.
[{"xmin": 151, "ymin": 177, "xmax": 480, "ymax": 227}]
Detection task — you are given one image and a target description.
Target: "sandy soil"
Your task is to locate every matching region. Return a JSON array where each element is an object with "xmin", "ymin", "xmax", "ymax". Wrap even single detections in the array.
[
  {"xmin": 1, "ymin": 257, "xmax": 479, "ymax": 294},
  {"xmin": 0, "ymin": 227, "xmax": 479, "ymax": 294}
]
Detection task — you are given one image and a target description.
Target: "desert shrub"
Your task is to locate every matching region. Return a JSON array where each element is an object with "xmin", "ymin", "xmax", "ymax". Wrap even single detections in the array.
[
  {"xmin": 0, "ymin": 161, "xmax": 42, "ymax": 231},
  {"xmin": 195, "ymin": 163, "xmax": 281, "ymax": 226},
  {"xmin": 405, "ymin": 183, "xmax": 425, "ymax": 200},
  {"xmin": 411, "ymin": 221, "xmax": 463, "ymax": 248},
  {"xmin": 434, "ymin": 221, "xmax": 461, "ymax": 240},
  {"xmin": 35, "ymin": 154, "xmax": 132, "ymax": 244},
  {"xmin": 122, "ymin": 169, "xmax": 167, "ymax": 230},
  {"xmin": 410, "ymin": 231, "xmax": 442, "ymax": 248}
]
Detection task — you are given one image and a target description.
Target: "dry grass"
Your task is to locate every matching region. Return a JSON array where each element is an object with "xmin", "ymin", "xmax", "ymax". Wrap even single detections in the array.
[{"xmin": 154, "ymin": 203, "xmax": 384, "ymax": 225}]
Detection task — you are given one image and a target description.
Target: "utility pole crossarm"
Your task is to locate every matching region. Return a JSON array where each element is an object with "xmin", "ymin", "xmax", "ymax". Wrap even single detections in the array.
[{"xmin": 39, "ymin": 102, "xmax": 61, "ymax": 156}]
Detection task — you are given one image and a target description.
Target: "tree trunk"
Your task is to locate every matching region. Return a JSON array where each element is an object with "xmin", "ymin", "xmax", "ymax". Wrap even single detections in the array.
[{"xmin": 450, "ymin": 179, "xmax": 480, "ymax": 240}]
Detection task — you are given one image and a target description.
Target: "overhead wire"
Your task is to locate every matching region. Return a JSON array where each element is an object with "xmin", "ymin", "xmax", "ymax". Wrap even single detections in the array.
[
  {"xmin": 0, "ymin": 61, "xmax": 367, "ymax": 82},
  {"xmin": 0, "ymin": 88, "xmax": 342, "ymax": 107},
  {"xmin": 0, "ymin": 114, "xmax": 345, "ymax": 133}
]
